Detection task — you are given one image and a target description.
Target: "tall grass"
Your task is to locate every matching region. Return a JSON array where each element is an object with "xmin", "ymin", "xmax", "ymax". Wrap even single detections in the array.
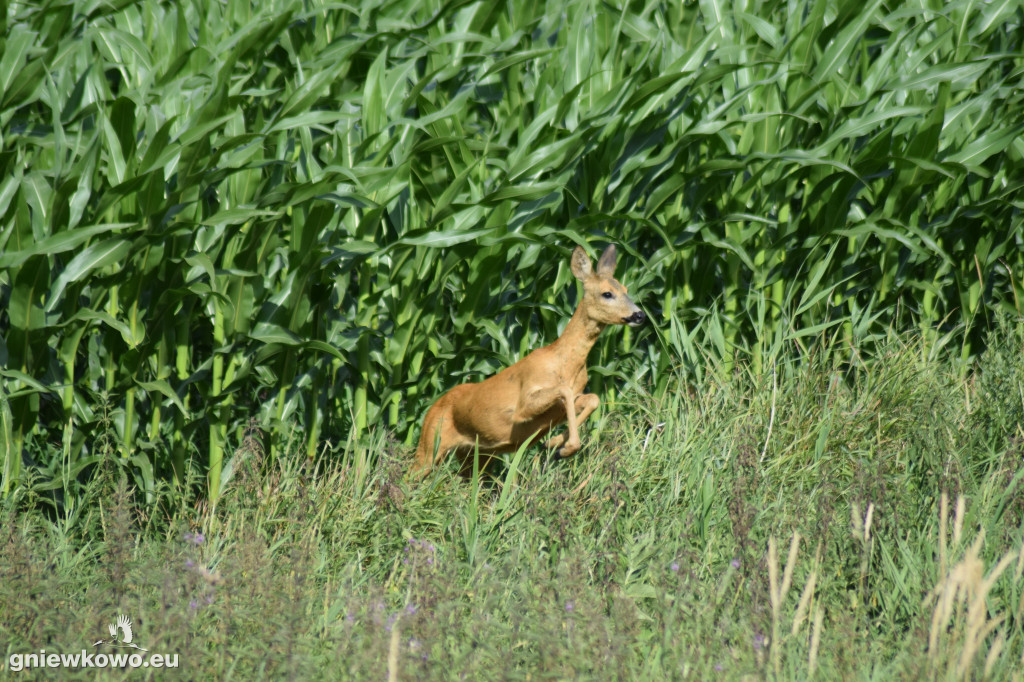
[
  {"xmin": 2, "ymin": 323, "xmax": 1022, "ymax": 679},
  {"xmin": 1, "ymin": 0, "xmax": 1022, "ymax": 502}
]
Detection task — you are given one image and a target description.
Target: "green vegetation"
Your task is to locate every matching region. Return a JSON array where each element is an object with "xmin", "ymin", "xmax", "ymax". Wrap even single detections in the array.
[
  {"xmin": 2, "ymin": 0, "xmax": 1023, "ymax": 678},
  {"xmin": 3, "ymin": 325, "xmax": 1023, "ymax": 679},
  {"xmin": 2, "ymin": 0, "xmax": 1022, "ymax": 501}
]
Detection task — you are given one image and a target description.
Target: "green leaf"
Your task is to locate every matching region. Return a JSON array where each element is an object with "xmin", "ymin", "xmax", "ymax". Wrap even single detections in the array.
[
  {"xmin": 813, "ymin": 0, "xmax": 886, "ymax": 84},
  {"xmin": 136, "ymin": 379, "xmax": 187, "ymax": 417},
  {"xmin": 9, "ymin": 256, "xmax": 50, "ymax": 332},
  {"xmin": 0, "ymin": 387, "xmax": 17, "ymax": 495},
  {"xmin": 249, "ymin": 323, "xmax": 302, "ymax": 346},
  {"xmin": 0, "ymin": 224, "xmax": 132, "ymax": 268},
  {"xmin": 946, "ymin": 125, "xmax": 1024, "ymax": 167},
  {"xmin": 388, "ymin": 227, "xmax": 495, "ymax": 249},
  {"xmin": 46, "ymin": 239, "xmax": 133, "ymax": 312}
]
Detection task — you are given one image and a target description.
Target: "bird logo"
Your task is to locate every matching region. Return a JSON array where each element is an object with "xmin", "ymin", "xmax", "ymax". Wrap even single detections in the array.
[{"xmin": 92, "ymin": 614, "xmax": 149, "ymax": 651}]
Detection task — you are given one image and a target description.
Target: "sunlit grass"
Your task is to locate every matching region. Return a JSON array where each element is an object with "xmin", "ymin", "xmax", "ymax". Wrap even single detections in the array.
[
  {"xmin": 1, "ymin": 0, "xmax": 1023, "ymax": 503},
  {"xmin": 2, "ymin": 1, "xmax": 1023, "ymax": 675},
  {"xmin": 2, "ymin": 322, "xmax": 1023, "ymax": 679}
]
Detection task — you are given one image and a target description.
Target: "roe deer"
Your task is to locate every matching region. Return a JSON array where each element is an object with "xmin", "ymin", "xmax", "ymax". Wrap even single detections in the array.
[{"xmin": 411, "ymin": 244, "xmax": 646, "ymax": 478}]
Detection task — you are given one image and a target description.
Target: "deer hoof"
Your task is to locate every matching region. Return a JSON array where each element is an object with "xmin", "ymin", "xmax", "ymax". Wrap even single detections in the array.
[{"xmin": 557, "ymin": 442, "xmax": 581, "ymax": 458}]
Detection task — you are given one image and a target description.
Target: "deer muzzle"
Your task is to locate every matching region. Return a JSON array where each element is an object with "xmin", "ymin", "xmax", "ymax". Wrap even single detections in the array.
[{"xmin": 623, "ymin": 310, "xmax": 647, "ymax": 327}]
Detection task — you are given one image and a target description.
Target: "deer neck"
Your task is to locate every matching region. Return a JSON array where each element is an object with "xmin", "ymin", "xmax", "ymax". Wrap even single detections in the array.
[{"xmin": 551, "ymin": 301, "xmax": 604, "ymax": 371}]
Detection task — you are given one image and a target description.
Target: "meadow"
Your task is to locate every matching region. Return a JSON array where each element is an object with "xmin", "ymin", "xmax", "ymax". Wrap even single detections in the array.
[
  {"xmin": 3, "ymin": 323, "xmax": 1024, "ymax": 679},
  {"xmin": 2, "ymin": 0, "xmax": 1023, "ymax": 678}
]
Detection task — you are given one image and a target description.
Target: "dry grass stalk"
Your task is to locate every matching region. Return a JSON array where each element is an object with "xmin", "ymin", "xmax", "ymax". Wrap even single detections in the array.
[
  {"xmin": 792, "ymin": 542, "xmax": 822, "ymax": 636},
  {"xmin": 769, "ymin": 536, "xmax": 780, "ymax": 614},
  {"xmin": 982, "ymin": 632, "xmax": 1005, "ymax": 679},
  {"xmin": 388, "ymin": 614, "xmax": 401, "ymax": 682},
  {"xmin": 925, "ymin": 497, "xmax": 1020, "ymax": 680},
  {"xmin": 768, "ymin": 533, "xmax": 802, "ymax": 677},
  {"xmin": 852, "ymin": 502, "xmax": 875, "ymax": 590},
  {"xmin": 781, "ymin": 532, "xmax": 801, "ymax": 601},
  {"xmin": 768, "ymin": 536, "xmax": 781, "ymax": 676},
  {"xmin": 808, "ymin": 604, "xmax": 824, "ymax": 678},
  {"xmin": 957, "ymin": 549, "xmax": 1015, "ymax": 679},
  {"xmin": 850, "ymin": 501, "xmax": 875, "ymax": 543},
  {"xmin": 759, "ymin": 362, "xmax": 777, "ymax": 463},
  {"xmin": 927, "ymin": 532, "xmax": 983, "ymax": 656}
]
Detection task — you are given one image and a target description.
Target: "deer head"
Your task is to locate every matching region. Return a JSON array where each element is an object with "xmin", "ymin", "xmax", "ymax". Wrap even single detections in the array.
[{"xmin": 571, "ymin": 245, "xmax": 646, "ymax": 328}]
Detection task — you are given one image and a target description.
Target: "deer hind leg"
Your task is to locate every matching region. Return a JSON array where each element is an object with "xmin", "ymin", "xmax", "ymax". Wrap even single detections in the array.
[
  {"xmin": 412, "ymin": 399, "xmax": 463, "ymax": 479},
  {"xmin": 544, "ymin": 392, "xmax": 600, "ymax": 457}
]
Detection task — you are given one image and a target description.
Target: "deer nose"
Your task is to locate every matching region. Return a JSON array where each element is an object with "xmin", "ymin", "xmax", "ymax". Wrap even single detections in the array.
[{"xmin": 624, "ymin": 311, "xmax": 646, "ymax": 326}]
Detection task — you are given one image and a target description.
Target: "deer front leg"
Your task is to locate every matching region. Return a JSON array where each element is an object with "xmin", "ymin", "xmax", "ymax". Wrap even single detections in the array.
[{"xmin": 545, "ymin": 391, "xmax": 600, "ymax": 457}]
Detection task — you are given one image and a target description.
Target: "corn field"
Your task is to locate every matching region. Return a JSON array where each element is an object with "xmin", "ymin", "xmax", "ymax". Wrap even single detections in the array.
[{"xmin": 1, "ymin": 0, "xmax": 1022, "ymax": 502}]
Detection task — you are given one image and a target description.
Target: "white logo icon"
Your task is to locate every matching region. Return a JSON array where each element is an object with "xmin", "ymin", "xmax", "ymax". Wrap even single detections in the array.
[{"xmin": 92, "ymin": 615, "xmax": 149, "ymax": 652}]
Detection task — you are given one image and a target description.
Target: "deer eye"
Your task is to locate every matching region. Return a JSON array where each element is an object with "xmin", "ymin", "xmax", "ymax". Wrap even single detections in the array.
[{"xmin": 601, "ymin": 292, "xmax": 614, "ymax": 299}]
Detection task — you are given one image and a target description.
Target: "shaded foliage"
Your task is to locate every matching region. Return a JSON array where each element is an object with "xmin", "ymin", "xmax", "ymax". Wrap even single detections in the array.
[{"xmin": 0, "ymin": 0, "xmax": 1022, "ymax": 501}]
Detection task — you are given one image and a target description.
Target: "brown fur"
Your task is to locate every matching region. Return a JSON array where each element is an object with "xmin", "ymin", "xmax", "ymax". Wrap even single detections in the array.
[{"xmin": 411, "ymin": 245, "xmax": 645, "ymax": 479}]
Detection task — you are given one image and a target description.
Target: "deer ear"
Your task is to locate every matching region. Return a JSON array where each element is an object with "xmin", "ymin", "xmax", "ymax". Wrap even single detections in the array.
[
  {"xmin": 570, "ymin": 246, "xmax": 592, "ymax": 280},
  {"xmin": 596, "ymin": 244, "xmax": 617, "ymax": 276}
]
